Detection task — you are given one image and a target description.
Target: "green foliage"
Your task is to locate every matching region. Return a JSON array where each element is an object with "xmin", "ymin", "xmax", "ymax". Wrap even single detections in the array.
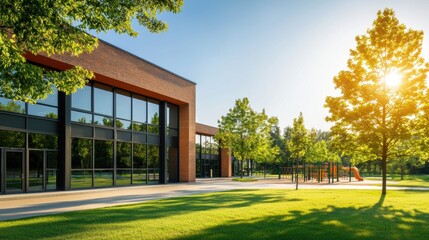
[
  {"xmin": 287, "ymin": 112, "xmax": 309, "ymax": 160},
  {"xmin": 325, "ymin": 8, "xmax": 429, "ymax": 194},
  {"xmin": 215, "ymin": 98, "xmax": 278, "ymax": 177},
  {"xmin": 0, "ymin": 0, "xmax": 184, "ymax": 103}
]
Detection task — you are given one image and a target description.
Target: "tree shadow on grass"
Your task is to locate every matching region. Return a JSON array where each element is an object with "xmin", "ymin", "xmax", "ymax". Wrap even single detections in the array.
[
  {"xmin": 0, "ymin": 189, "xmax": 296, "ymax": 239},
  {"xmin": 173, "ymin": 193, "xmax": 429, "ymax": 240}
]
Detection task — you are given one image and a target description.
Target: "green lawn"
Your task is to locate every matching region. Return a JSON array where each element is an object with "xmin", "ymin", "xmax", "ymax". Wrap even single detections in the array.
[
  {"xmin": 232, "ymin": 177, "xmax": 258, "ymax": 182},
  {"xmin": 366, "ymin": 175, "xmax": 429, "ymax": 188},
  {"xmin": 1, "ymin": 189, "xmax": 429, "ymax": 240}
]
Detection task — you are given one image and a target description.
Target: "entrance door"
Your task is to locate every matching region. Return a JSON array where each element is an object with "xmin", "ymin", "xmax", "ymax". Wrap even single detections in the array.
[
  {"xmin": 29, "ymin": 150, "xmax": 44, "ymax": 191},
  {"xmin": 28, "ymin": 150, "xmax": 59, "ymax": 192},
  {"xmin": 5, "ymin": 151, "xmax": 24, "ymax": 193}
]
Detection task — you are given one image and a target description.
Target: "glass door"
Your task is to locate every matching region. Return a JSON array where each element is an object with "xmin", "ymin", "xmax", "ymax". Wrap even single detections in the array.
[
  {"xmin": 46, "ymin": 150, "xmax": 58, "ymax": 191},
  {"xmin": 29, "ymin": 150, "xmax": 44, "ymax": 191},
  {"xmin": 5, "ymin": 150, "xmax": 24, "ymax": 193},
  {"xmin": 28, "ymin": 150, "xmax": 59, "ymax": 192}
]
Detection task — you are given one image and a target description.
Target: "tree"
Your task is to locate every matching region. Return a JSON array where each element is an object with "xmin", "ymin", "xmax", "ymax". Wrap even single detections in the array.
[
  {"xmin": 215, "ymin": 98, "xmax": 275, "ymax": 178},
  {"xmin": 0, "ymin": 0, "xmax": 184, "ymax": 103},
  {"xmin": 390, "ymin": 136, "xmax": 426, "ymax": 179},
  {"xmin": 287, "ymin": 113, "xmax": 309, "ymax": 162},
  {"xmin": 325, "ymin": 9, "xmax": 429, "ymax": 194},
  {"xmin": 253, "ymin": 114, "xmax": 280, "ymax": 178}
]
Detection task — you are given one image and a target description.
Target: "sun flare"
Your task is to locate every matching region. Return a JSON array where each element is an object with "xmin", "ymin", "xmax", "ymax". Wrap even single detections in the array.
[{"xmin": 385, "ymin": 71, "xmax": 402, "ymax": 87}]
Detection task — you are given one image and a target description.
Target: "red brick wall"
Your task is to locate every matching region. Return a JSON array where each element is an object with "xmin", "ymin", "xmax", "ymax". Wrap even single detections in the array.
[{"xmin": 196, "ymin": 123, "xmax": 218, "ymax": 136}]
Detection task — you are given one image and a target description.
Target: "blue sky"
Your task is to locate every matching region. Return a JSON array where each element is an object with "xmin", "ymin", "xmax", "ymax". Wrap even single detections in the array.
[{"xmin": 93, "ymin": 0, "xmax": 429, "ymax": 131}]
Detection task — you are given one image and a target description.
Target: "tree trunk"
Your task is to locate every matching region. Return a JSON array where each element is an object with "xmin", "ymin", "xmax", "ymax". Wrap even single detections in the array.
[
  {"xmin": 240, "ymin": 160, "xmax": 244, "ymax": 178},
  {"xmin": 400, "ymin": 164, "xmax": 404, "ymax": 180},
  {"xmin": 382, "ymin": 139, "xmax": 387, "ymax": 195},
  {"xmin": 264, "ymin": 162, "xmax": 266, "ymax": 178}
]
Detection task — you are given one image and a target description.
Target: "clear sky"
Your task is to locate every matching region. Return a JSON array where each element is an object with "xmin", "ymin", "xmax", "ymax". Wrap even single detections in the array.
[{"xmin": 93, "ymin": 0, "xmax": 429, "ymax": 131}]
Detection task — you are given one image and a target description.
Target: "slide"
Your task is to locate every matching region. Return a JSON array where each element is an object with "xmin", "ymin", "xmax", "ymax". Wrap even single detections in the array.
[{"xmin": 341, "ymin": 167, "xmax": 364, "ymax": 181}]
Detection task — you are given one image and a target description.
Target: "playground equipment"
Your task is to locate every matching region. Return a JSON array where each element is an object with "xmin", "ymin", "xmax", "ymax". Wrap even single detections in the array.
[
  {"xmin": 341, "ymin": 166, "xmax": 364, "ymax": 181},
  {"xmin": 280, "ymin": 162, "xmax": 364, "ymax": 183}
]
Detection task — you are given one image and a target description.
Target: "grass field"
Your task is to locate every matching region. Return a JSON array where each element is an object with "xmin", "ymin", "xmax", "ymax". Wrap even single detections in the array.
[
  {"xmin": 366, "ymin": 174, "xmax": 429, "ymax": 188},
  {"xmin": 1, "ymin": 189, "xmax": 428, "ymax": 240},
  {"xmin": 232, "ymin": 177, "xmax": 258, "ymax": 182}
]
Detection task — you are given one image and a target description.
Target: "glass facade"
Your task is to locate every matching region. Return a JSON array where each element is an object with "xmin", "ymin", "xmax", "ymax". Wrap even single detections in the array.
[
  {"xmin": 68, "ymin": 81, "xmax": 177, "ymax": 189},
  {"xmin": 195, "ymin": 134, "xmax": 220, "ymax": 178},
  {"xmin": 0, "ymin": 86, "xmax": 58, "ymax": 119},
  {"xmin": 0, "ymin": 79, "xmax": 180, "ymax": 194}
]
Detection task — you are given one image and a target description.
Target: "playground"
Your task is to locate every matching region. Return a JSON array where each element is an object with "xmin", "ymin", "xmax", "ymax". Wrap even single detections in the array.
[
  {"xmin": 279, "ymin": 162, "xmax": 364, "ymax": 183},
  {"xmin": 237, "ymin": 160, "xmax": 365, "ymax": 184}
]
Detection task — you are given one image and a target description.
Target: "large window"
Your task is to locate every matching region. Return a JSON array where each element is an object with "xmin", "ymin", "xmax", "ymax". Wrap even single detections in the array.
[
  {"xmin": 147, "ymin": 100, "xmax": 159, "ymax": 134},
  {"xmin": 0, "ymin": 97, "xmax": 25, "ymax": 114},
  {"xmin": 72, "ymin": 85, "xmax": 91, "ymax": 111},
  {"xmin": 0, "ymin": 130, "xmax": 25, "ymax": 148},
  {"xmin": 133, "ymin": 143, "xmax": 147, "ymax": 184},
  {"xmin": 71, "ymin": 138, "xmax": 93, "ymax": 189},
  {"xmin": 167, "ymin": 104, "xmax": 179, "ymax": 136},
  {"xmin": 94, "ymin": 140, "xmax": 114, "ymax": 187},
  {"xmin": 67, "ymin": 81, "xmax": 169, "ymax": 189},
  {"xmin": 70, "ymin": 82, "xmax": 161, "ymax": 135},
  {"xmin": 28, "ymin": 87, "xmax": 58, "ymax": 119},
  {"xmin": 117, "ymin": 142, "xmax": 132, "ymax": 185},
  {"xmin": 116, "ymin": 90, "xmax": 132, "ymax": 130},
  {"xmin": 148, "ymin": 145, "xmax": 160, "ymax": 182},
  {"xmin": 195, "ymin": 134, "xmax": 220, "ymax": 178},
  {"xmin": 1, "ymin": 86, "xmax": 58, "ymax": 119}
]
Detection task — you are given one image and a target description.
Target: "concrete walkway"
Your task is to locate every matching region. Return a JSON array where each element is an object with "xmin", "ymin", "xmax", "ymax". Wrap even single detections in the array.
[{"xmin": 0, "ymin": 178, "xmax": 427, "ymax": 221}]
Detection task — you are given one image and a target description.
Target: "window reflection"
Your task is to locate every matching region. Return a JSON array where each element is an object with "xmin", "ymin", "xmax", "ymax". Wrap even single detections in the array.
[
  {"xmin": 116, "ymin": 119, "xmax": 131, "ymax": 130},
  {"xmin": 93, "ymin": 115, "xmax": 113, "ymax": 127},
  {"xmin": 28, "ymin": 104, "xmax": 58, "ymax": 119},
  {"xmin": 29, "ymin": 133, "xmax": 58, "ymax": 149},
  {"xmin": 72, "ymin": 85, "xmax": 91, "ymax": 111},
  {"xmin": 94, "ymin": 84, "xmax": 113, "ymax": 116},
  {"xmin": 148, "ymin": 100, "xmax": 159, "ymax": 125},
  {"xmin": 94, "ymin": 140, "xmax": 113, "ymax": 168},
  {"xmin": 117, "ymin": 142, "xmax": 132, "ymax": 168},
  {"xmin": 71, "ymin": 138, "xmax": 93, "ymax": 169},
  {"xmin": 0, "ymin": 129, "xmax": 25, "ymax": 148},
  {"xmin": 132, "ymin": 95, "xmax": 146, "ymax": 123},
  {"xmin": 71, "ymin": 111, "xmax": 92, "ymax": 124},
  {"xmin": 0, "ymin": 97, "xmax": 25, "ymax": 114},
  {"xmin": 133, "ymin": 143, "xmax": 147, "ymax": 169},
  {"xmin": 37, "ymin": 87, "xmax": 58, "ymax": 106},
  {"xmin": 116, "ymin": 90, "xmax": 131, "ymax": 120}
]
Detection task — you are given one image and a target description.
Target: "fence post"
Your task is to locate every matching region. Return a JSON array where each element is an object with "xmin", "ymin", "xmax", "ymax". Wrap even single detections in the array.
[
  {"xmin": 318, "ymin": 163, "xmax": 321, "ymax": 183},
  {"xmin": 349, "ymin": 162, "xmax": 352, "ymax": 182},
  {"xmin": 328, "ymin": 162, "xmax": 331, "ymax": 184},
  {"xmin": 295, "ymin": 159, "xmax": 299, "ymax": 190},
  {"xmin": 337, "ymin": 162, "xmax": 339, "ymax": 182},
  {"xmin": 302, "ymin": 160, "xmax": 306, "ymax": 182}
]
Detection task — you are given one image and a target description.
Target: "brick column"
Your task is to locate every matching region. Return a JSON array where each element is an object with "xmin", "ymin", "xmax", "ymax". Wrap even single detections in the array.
[
  {"xmin": 179, "ymin": 103, "xmax": 196, "ymax": 182},
  {"xmin": 221, "ymin": 148, "xmax": 232, "ymax": 177}
]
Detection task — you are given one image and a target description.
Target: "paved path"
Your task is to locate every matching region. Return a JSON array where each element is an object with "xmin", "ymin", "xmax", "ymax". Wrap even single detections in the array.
[{"xmin": 0, "ymin": 178, "xmax": 427, "ymax": 221}]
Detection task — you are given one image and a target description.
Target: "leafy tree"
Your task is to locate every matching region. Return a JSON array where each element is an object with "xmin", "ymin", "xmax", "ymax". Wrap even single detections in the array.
[
  {"xmin": 390, "ymin": 136, "xmax": 426, "ymax": 179},
  {"xmin": 306, "ymin": 140, "xmax": 328, "ymax": 163},
  {"xmin": 287, "ymin": 113, "xmax": 309, "ymax": 162},
  {"xmin": 215, "ymin": 98, "xmax": 274, "ymax": 178},
  {"xmin": 253, "ymin": 114, "xmax": 280, "ymax": 178},
  {"xmin": 325, "ymin": 9, "xmax": 429, "ymax": 194},
  {"xmin": 283, "ymin": 126, "xmax": 293, "ymax": 163},
  {"xmin": 0, "ymin": 0, "xmax": 184, "ymax": 103}
]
